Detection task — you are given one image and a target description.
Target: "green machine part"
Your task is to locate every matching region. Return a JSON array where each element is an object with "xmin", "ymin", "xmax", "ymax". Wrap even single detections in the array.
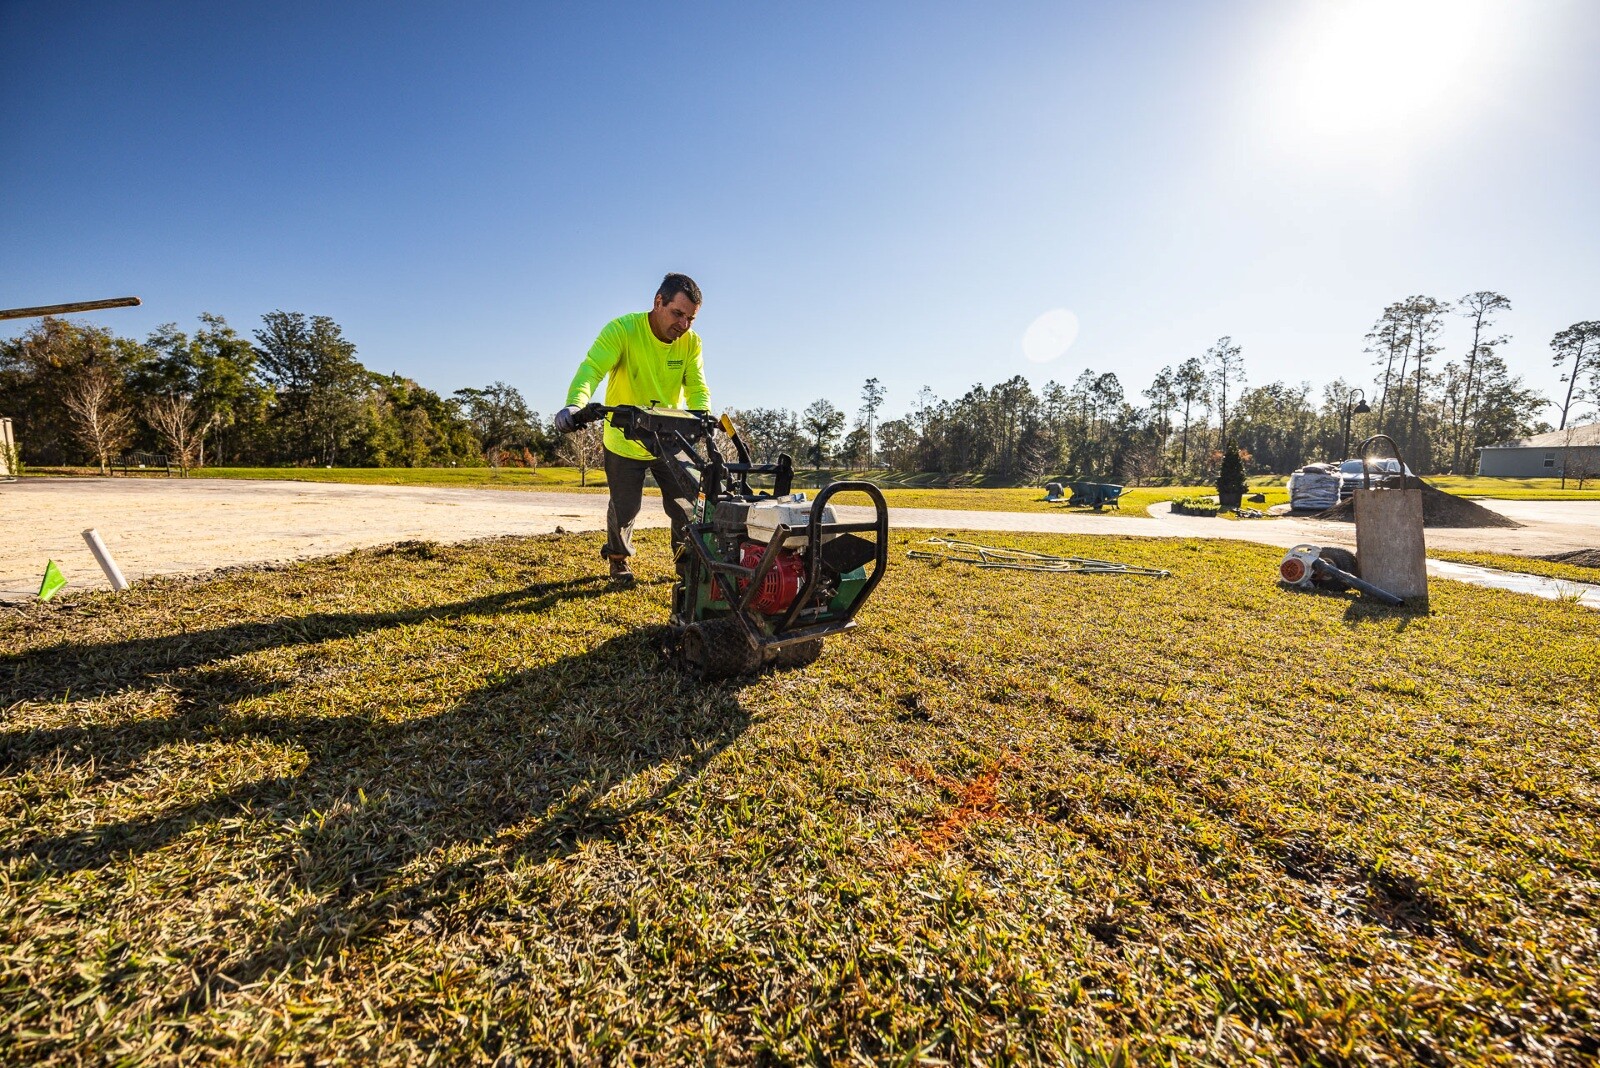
[
  {"xmin": 828, "ymin": 565, "xmax": 868, "ymax": 614},
  {"xmin": 694, "ymin": 530, "xmax": 731, "ymax": 618}
]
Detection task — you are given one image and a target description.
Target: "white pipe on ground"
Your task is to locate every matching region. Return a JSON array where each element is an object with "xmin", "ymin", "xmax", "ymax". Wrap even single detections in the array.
[{"xmin": 81, "ymin": 528, "xmax": 130, "ymax": 591}]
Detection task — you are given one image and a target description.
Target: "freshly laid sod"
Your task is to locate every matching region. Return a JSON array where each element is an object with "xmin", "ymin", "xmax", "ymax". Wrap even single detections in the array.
[
  {"xmin": 2, "ymin": 531, "xmax": 1597, "ymax": 1064},
  {"xmin": 1430, "ymin": 550, "xmax": 1600, "ymax": 587}
]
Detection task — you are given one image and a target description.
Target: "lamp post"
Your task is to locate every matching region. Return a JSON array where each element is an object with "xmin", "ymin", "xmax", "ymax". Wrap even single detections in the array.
[{"xmin": 1341, "ymin": 389, "xmax": 1371, "ymax": 460}]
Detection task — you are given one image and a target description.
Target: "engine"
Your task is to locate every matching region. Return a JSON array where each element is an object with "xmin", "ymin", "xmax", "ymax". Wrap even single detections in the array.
[{"xmin": 739, "ymin": 541, "xmax": 805, "ymax": 614}]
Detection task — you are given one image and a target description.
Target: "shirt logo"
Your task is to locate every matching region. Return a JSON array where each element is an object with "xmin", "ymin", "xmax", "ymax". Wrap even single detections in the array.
[{"xmin": 668, "ymin": 359, "xmax": 683, "ymax": 368}]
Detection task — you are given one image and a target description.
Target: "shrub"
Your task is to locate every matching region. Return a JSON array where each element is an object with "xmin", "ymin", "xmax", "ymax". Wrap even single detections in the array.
[
  {"xmin": 1217, "ymin": 442, "xmax": 1247, "ymax": 509},
  {"xmin": 1171, "ymin": 495, "xmax": 1220, "ymax": 517}
]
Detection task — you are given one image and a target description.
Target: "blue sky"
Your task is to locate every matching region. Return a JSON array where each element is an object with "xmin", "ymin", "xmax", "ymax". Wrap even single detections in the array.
[{"xmin": 4, "ymin": 1, "xmax": 1597, "ymax": 425}]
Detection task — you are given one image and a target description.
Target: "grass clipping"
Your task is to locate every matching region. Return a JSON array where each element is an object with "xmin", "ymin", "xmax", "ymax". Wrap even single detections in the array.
[{"xmin": 2, "ymin": 530, "xmax": 1598, "ymax": 1065}]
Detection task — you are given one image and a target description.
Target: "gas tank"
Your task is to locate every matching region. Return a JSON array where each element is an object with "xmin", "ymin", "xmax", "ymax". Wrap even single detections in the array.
[{"xmin": 744, "ymin": 495, "xmax": 836, "ymax": 549}]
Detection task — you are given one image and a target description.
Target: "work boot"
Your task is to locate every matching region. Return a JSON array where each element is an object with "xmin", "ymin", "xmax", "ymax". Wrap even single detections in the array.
[{"xmin": 608, "ymin": 555, "xmax": 636, "ymax": 587}]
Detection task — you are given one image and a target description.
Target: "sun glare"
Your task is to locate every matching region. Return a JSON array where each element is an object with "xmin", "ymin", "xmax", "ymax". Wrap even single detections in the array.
[{"xmin": 1264, "ymin": 0, "xmax": 1505, "ymax": 161}]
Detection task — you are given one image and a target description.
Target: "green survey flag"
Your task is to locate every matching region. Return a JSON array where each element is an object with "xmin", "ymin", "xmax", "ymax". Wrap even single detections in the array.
[{"xmin": 38, "ymin": 560, "xmax": 66, "ymax": 601}]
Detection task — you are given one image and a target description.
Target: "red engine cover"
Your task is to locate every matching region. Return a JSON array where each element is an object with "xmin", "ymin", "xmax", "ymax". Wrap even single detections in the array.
[{"xmin": 739, "ymin": 542, "xmax": 804, "ymax": 614}]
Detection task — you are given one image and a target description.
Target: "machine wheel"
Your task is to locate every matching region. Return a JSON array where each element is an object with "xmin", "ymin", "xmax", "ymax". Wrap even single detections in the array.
[
  {"xmin": 680, "ymin": 617, "xmax": 760, "ymax": 680},
  {"xmin": 1318, "ymin": 546, "xmax": 1358, "ymax": 574},
  {"xmin": 772, "ymin": 637, "xmax": 825, "ymax": 671},
  {"xmin": 1315, "ymin": 546, "xmax": 1359, "ymax": 591}
]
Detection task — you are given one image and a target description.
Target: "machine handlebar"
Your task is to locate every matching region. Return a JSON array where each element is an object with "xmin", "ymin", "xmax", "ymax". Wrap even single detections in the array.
[
  {"xmin": 567, "ymin": 402, "xmax": 713, "ymax": 431},
  {"xmin": 570, "ymin": 402, "xmax": 608, "ymax": 428}
]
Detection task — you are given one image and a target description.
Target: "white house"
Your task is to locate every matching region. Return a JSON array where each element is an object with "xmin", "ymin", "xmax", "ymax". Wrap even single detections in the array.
[{"xmin": 1477, "ymin": 423, "xmax": 1600, "ymax": 478}]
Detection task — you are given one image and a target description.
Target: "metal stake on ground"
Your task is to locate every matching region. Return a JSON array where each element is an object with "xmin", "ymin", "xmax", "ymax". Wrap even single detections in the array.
[{"xmin": 81, "ymin": 528, "xmax": 130, "ymax": 591}]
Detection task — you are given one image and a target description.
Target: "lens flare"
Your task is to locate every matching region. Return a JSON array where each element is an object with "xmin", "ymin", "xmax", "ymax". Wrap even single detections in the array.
[{"xmin": 1022, "ymin": 309, "xmax": 1079, "ymax": 364}]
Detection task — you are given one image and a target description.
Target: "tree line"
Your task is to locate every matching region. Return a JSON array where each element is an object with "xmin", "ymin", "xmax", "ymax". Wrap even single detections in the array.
[
  {"xmin": 731, "ymin": 294, "xmax": 1597, "ymax": 481},
  {"xmin": 0, "ymin": 313, "xmax": 556, "ymax": 472},
  {"xmin": 6, "ymin": 293, "xmax": 1594, "ymax": 480}
]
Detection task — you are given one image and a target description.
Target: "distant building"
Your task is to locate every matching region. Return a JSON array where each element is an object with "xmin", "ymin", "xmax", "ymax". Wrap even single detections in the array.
[{"xmin": 1477, "ymin": 423, "xmax": 1600, "ymax": 478}]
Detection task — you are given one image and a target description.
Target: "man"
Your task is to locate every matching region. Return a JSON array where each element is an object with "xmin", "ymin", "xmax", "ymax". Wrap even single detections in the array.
[{"xmin": 555, "ymin": 273, "xmax": 710, "ymax": 586}]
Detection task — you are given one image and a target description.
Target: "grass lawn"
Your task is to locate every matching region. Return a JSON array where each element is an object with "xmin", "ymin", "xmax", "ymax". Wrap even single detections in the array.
[
  {"xmin": 3, "ymin": 531, "xmax": 1597, "ymax": 1064},
  {"xmin": 1246, "ymin": 474, "xmax": 1600, "ymax": 503},
  {"xmin": 873, "ymin": 485, "xmax": 1210, "ymax": 514},
  {"xmin": 1424, "ymin": 476, "xmax": 1600, "ymax": 501},
  {"xmin": 28, "ymin": 466, "xmax": 1599, "ymax": 508},
  {"xmin": 21, "ymin": 469, "xmax": 1279, "ymax": 516},
  {"xmin": 24, "ymin": 465, "xmax": 614, "ymax": 491},
  {"xmin": 190, "ymin": 466, "xmax": 614, "ymax": 492},
  {"xmin": 875, "ymin": 482, "xmax": 1291, "ymax": 515}
]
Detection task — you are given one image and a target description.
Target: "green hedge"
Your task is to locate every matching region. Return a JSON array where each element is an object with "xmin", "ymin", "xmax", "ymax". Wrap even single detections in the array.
[{"xmin": 1171, "ymin": 495, "xmax": 1221, "ymax": 517}]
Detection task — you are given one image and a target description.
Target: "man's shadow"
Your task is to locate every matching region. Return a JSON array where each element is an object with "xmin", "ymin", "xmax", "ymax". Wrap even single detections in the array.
[
  {"xmin": 1, "ymin": 573, "xmax": 613, "ymax": 710},
  {"xmin": 3, "ymin": 581, "xmax": 758, "ymax": 1011}
]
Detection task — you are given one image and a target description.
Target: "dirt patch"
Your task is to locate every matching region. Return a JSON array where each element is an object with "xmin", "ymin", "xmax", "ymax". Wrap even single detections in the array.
[
  {"xmin": 1316, "ymin": 482, "xmax": 1520, "ymax": 529},
  {"xmin": 1540, "ymin": 548, "xmax": 1600, "ymax": 569}
]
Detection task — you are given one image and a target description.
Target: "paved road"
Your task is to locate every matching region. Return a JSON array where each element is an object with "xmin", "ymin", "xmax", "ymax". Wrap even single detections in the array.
[
  {"xmin": 3, "ymin": 479, "xmax": 620, "ymax": 602},
  {"xmin": 4, "ymin": 477, "xmax": 1598, "ymax": 601}
]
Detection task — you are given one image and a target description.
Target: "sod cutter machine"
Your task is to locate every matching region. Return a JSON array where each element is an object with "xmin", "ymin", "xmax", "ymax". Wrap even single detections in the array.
[{"xmin": 567, "ymin": 403, "xmax": 889, "ymax": 679}]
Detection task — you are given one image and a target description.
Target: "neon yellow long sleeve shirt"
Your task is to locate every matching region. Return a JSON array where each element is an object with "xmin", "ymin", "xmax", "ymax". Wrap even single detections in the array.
[{"xmin": 565, "ymin": 312, "xmax": 711, "ymax": 460}]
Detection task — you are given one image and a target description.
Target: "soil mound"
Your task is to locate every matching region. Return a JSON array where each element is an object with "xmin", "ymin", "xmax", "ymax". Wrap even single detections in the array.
[
  {"xmin": 1315, "ymin": 482, "xmax": 1520, "ymax": 528},
  {"xmin": 1539, "ymin": 548, "xmax": 1600, "ymax": 569}
]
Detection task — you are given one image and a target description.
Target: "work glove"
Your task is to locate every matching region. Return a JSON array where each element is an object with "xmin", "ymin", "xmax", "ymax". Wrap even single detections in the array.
[{"xmin": 554, "ymin": 405, "xmax": 582, "ymax": 434}]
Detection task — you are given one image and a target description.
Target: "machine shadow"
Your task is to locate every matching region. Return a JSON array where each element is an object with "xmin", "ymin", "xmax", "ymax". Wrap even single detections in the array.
[
  {"xmin": 1282, "ymin": 583, "xmax": 1430, "ymax": 628},
  {"xmin": 1340, "ymin": 597, "xmax": 1431, "ymax": 627},
  {"xmin": 6, "ymin": 627, "xmax": 758, "ymax": 1013}
]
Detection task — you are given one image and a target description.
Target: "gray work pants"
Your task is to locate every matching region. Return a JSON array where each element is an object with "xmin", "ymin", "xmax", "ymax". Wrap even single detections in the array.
[{"xmin": 602, "ymin": 447, "xmax": 697, "ymax": 560}]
